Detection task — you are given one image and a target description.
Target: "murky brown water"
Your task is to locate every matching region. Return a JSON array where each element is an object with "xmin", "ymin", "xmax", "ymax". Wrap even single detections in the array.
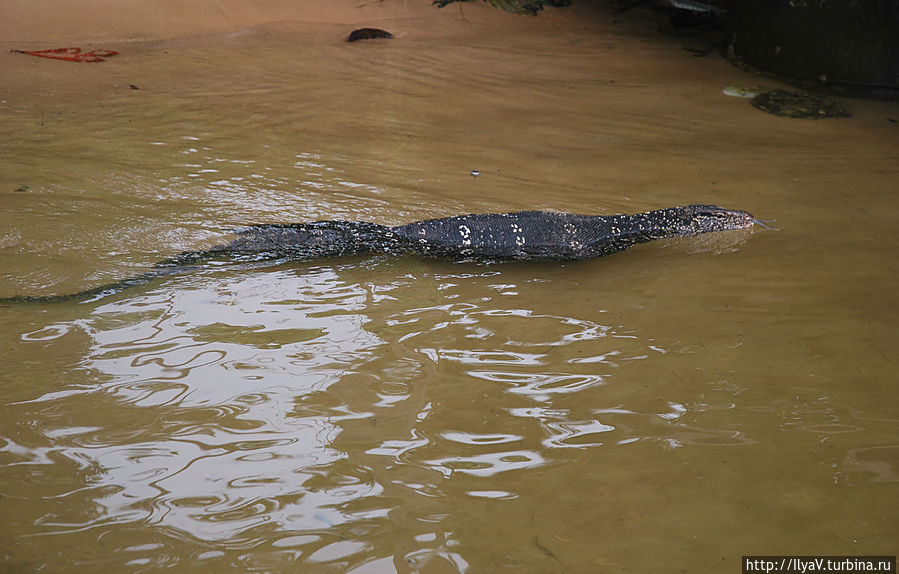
[{"xmin": 1, "ymin": 1, "xmax": 897, "ymax": 572}]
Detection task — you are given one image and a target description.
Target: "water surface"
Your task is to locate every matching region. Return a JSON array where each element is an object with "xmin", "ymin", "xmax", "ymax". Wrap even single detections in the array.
[{"xmin": 1, "ymin": 2, "xmax": 897, "ymax": 572}]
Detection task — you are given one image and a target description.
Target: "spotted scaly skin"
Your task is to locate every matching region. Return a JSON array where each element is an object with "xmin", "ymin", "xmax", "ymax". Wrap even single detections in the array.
[
  {"xmin": 391, "ymin": 205, "xmax": 754, "ymax": 261},
  {"xmin": 1, "ymin": 205, "xmax": 755, "ymax": 303}
]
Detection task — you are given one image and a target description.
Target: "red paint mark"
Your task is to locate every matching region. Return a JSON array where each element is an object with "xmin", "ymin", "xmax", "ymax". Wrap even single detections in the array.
[{"xmin": 11, "ymin": 47, "xmax": 118, "ymax": 63}]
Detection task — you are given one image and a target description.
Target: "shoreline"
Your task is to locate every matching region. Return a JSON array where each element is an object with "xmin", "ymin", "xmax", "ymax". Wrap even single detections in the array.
[{"xmin": 0, "ymin": 0, "xmax": 584, "ymax": 45}]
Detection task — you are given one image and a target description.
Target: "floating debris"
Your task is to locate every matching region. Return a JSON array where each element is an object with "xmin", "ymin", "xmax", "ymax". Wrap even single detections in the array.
[
  {"xmin": 346, "ymin": 28, "xmax": 394, "ymax": 42},
  {"xmin": 751, "ymin": 89, "xmax": 850, "ymax": 119},
  {"xmin": 470, "ymin": 169, "xmax": 481, "ymax": 177},
  {"xmin": 10, "ymin": 47, "xmax": 118, "ymax": 63},
  {"xmin": 434, "ymin": 0, "xmax": 571, "ymax": 16},
  {"xmin": 722, "ymin": 85, "xmax": 759, "ymax": 98},
  {"xmin": 659, "ymin": 0, "xmax": 725, "ymax": 28}
]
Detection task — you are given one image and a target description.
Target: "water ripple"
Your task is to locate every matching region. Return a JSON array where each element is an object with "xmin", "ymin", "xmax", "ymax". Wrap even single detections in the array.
[
  {"xmin": 2, "ymin": 260, "xmax": 808, "ymax": 568},
  {"xmin": 468, "ymin": 371, "xmax": 605, "ymax": 398},
  {"xmin": 425, "ymin": 450, "xmax": 547, "ymax": 478},
  {"xmin": 542, "ymin": 419, "xmax": 616, "ymax": 449}
]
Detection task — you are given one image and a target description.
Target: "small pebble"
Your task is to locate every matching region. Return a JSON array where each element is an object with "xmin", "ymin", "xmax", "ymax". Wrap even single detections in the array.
[{"xmin": 347, "ymin": 28, "xmax": 393, "ymax": 42}]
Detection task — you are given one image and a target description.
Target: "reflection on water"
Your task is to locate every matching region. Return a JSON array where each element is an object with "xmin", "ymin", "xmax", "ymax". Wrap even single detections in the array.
[
  {"xmin": 3, "ymin": 249, "xmax": 895, "ymax": 570},
  {"xmin": 11, "ymin": 265, "xmax": 645, "ymax": 539}
]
